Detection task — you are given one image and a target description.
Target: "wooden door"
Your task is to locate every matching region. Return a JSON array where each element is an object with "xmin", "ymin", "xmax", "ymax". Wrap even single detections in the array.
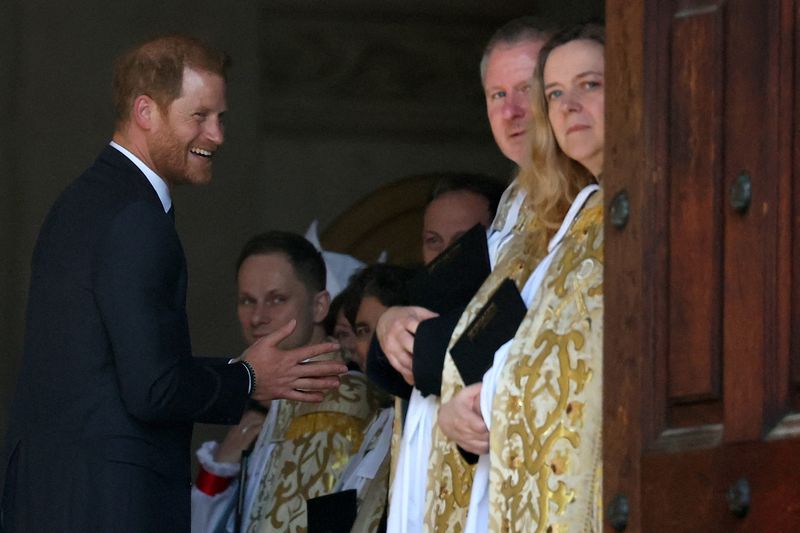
[{"xmin": 604, "ymin": 0, "xmax": 800, "ymax": 530}]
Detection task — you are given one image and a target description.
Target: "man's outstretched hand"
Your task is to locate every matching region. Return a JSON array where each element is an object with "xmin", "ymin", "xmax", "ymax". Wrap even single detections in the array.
[{"xmin": 243, "ymin": 319, "xmax": 347, "ymax": 403}]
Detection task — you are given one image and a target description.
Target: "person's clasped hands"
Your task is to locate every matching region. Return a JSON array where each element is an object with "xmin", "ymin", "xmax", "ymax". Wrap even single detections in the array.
[{"xmin": 437, "ymin": 382, "xmax": 489, "ymax": 455}]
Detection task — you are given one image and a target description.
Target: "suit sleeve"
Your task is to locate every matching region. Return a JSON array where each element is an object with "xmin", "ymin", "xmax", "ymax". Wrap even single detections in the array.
[
  {"xmin": 94, "ymin": 200, "xmax": 249, "ymax": 424},
  {"xmin": 365, "ymin": 306, "xmax": 463, "ymax": 399},
  {"xmin": 366, "ymin": 338, "xmax": 412, "ymax": 400},
  {"xmin": 411, "ymin": 306, "xmax": 464, "ymax": 397}
]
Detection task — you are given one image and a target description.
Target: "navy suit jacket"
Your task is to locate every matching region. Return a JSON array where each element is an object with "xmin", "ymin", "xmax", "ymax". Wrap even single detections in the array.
[{"xmin": 1, "ymin": 146, "xmax": 250, "ymax": 532}]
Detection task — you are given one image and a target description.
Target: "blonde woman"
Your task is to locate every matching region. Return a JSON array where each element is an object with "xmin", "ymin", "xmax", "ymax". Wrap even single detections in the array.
[{"xmin": 428, "ymin": 22, "xmax": 605, "ymax": 532}]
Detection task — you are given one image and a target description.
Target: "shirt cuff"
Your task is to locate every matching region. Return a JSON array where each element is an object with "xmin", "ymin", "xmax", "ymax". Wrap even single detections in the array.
[{"xmin": 195, "ymin": 440, "xmax": 242, "ymax": 477}]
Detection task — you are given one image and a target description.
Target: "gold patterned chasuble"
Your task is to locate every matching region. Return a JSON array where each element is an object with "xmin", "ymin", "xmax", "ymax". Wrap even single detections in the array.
[
  {"xmin": 488, "ymin": 193, "xmax": 603, "ymax": 532},
  {"xmin": 423, "ymin": 197, "xmax": 547, "ymax": 532},
  {"xmin": 247, "ymin": 364, "xmax": 385, "ymax": 533}
]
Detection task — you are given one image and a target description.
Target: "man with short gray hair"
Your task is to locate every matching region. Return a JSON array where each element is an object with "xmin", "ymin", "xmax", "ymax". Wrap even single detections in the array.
[{"xmin": 380, "ymin": 17, "xmax": 556, "ymax": 533}]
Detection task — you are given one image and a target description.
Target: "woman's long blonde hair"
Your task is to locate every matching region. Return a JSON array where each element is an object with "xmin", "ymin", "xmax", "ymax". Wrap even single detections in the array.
[{"xmin": 518, "ymin": 22, "xmax": 605, "ymax": 231}]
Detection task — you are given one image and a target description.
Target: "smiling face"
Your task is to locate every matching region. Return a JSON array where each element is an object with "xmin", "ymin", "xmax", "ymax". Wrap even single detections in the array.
[
  {"xmin": 148, "ymin": 67, "xmax": 226, "ymax": 186},
  {"xmin": 422, "ymin": 190, "xmax": 492, "ymax": 264},
  {"xmin": 483, "ymin": 39, "xmax": 544, "ymax": 167},
  {"xmin": 543, "ymin": 39, "xmax": 605, "ymax": 177},
  {"xmin": 236, "ymin": 252, "xmax": 327, "ymax": 349}
]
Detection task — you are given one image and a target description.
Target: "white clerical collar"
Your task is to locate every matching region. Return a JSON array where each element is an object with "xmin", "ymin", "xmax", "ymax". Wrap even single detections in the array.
[{"xmin": 109, "ymin": 141, "xmax": 172, "ymax": 213}]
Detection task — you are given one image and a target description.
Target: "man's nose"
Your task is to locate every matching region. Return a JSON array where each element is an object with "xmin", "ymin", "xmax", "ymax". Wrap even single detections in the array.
[
  {"xmin": 250, "ymin": 303, "xmax": 269, "ymax": 325},
  {"xmin": 502, "ymin": 91, "xmax": 526, "ymax": 119},
  {"xmin": 205, "ymin": 117, "xmax": 224, "ymax": 145}
]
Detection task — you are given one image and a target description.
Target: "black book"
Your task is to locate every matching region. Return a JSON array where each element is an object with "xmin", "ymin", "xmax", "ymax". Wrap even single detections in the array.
[
  {"xmin": 306, "ymin": 489, "xmax": 358, "ymax": 533},
  {"xmin": 407, "ymin": 223, "xmax": 490, "ymax": 314},
  {"xmin": 450, "ymin": 278, "xmax": 527, "ymax": 386},
  {"xmin": 449, "ymin": 278, "xmax": 527, "ymax": 464}
]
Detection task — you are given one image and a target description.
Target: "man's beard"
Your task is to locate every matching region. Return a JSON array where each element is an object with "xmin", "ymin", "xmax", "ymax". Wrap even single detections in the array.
[{"xmin": 149, "ymin": 125, "xmax": 209, "ymax": 186}]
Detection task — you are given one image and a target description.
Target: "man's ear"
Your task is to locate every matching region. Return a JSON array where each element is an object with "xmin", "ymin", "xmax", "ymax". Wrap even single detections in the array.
[
  {"xmin": 131, "ymin": 94, "xmax": 159, "ymax": 131},
  {"xmin": 312, "ymin": 290, "xmax": 331, "ymax": 324}
]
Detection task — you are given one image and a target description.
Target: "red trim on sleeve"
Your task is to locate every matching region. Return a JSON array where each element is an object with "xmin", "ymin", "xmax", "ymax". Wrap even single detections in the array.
[{"xmin": 195, "ymin": 465, "xmax": 235, "ymax": 496}]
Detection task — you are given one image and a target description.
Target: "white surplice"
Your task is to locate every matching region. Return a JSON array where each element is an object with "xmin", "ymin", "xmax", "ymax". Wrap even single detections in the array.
[{"xmin": 387, "ymin": 183, "xmax": 527, "ymax": 532}]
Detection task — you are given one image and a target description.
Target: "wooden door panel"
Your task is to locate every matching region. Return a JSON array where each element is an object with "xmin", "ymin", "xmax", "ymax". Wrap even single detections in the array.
[
  {"xmin": 642, "ymin": 438, "xmax": 800, "ymax": 531},
  {"xmin": 604, "ymin": 0, "xmax": 800, "ymax": 530},
  {"xmin": 767, "ymin": 0, "xmax": 798, "ymax": 431},
  {"xmin": 603, "ymin": 0, "xmax": 649, "ymax": 526},
  {"xmin": 632, "ymin": 0, "xmax": 731, "ymax": 447},
  {"xmin": 665, "ymin": 4, "xmax": 726, "ymax": 435},
  {"xmin": 667, "ymin": 4, "xmax": 724, "ymax": 405},
  {"xmin": 790, "ymin": 0, "xmax": 800, "ymax": 413},
  {"xmin": 721, "ymin": 0, "xmax": 775, "ymax": 443}
]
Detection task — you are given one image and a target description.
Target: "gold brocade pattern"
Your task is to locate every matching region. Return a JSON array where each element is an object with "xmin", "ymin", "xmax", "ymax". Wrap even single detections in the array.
[
  {"xmin": 424, "ymin": 198, "xmax": 547, "ymax": 532},
  {"xmin": 489, "ymin": 179, "xmax": 522, "ymax": 234},
  {"xmin": 285, "ymin": 412, "xmax": 367, "ymax": 452},
  {"xmin": 388, "ymin": 396, "xmax": 404, "ymax": 492},
  {"xmin": 247, "ymin": 369, "xmax": 384, "ymax": 533},
  {"xmin": 489, "ymin": 196, "xmax": 604, "ymax": 533}
]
